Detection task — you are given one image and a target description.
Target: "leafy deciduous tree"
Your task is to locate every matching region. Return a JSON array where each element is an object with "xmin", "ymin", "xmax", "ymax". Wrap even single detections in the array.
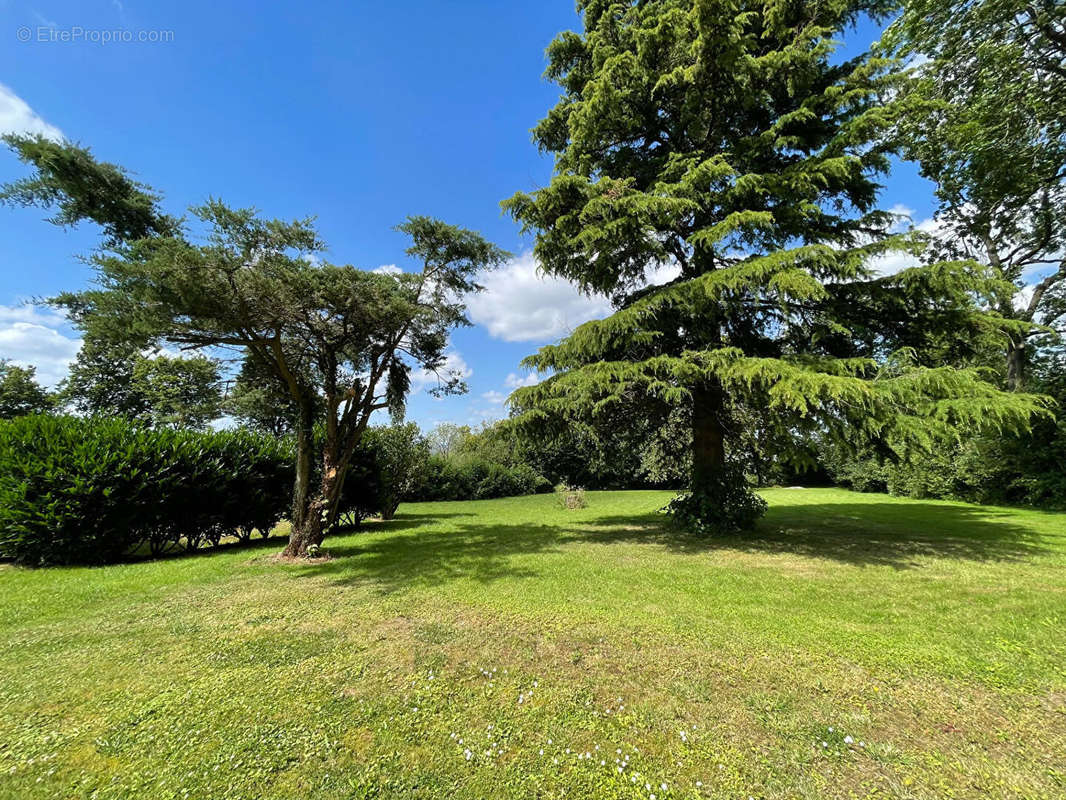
[
  {"xmin": 0, "ymin": 360, "xmax": 53, "ymax": 419},
  {"xmin": 225, "ymin": 352, "xmax": 307, "ymax": 436},
  {"xmin": 884, "ymin": 0, "xmax": 1066, "ymax": 389},
  {"xmin": 59, "ymin": 335, "xmax": 223, "ymax": 429},
  {"xmin": 129, "ymin": 353, "xmax": 223, "ymax": 431},
  {"xmin": 60, "ymin": 335, "xmax": 147, "ymax": 418},
  {"xmin": 365, "ymin": 423, "xmax": 431, "ymax": 520}
]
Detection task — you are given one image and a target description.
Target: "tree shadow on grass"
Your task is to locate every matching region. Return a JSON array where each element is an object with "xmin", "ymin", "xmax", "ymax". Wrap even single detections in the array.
[
  {"xmin": 293, "ymin": 519, "xmax": 565, "ymax": 592},
  {"xmin": 290, "ymin": 496, "xmax": 1061, "ymax": 592},
  {"xmin": 583, "ymin": 499, "xmax": 1060, "ymax": 569}
]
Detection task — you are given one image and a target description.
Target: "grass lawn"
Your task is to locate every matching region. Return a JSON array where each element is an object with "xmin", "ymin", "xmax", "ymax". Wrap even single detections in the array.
[{"xmin": 1, "ymin": 488, "xmax": 1064, "ymax": 799}]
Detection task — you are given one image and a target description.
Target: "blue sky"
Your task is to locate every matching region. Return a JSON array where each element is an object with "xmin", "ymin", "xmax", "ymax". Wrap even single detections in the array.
[{"xmin": 0, "ymin": 0, "xmax": 937, "ymax": 430}]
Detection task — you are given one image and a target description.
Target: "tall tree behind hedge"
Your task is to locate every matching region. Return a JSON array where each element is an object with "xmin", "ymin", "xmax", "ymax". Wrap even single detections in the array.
[
  {"xmin": 0, "ymin": 360, "xmax": 53, "ymax": 419},
  {"xmin": 884, "ymin": 0, "xmax": 1066, "ymax": 389},
  {"xmin": 129, "ymin": 353, "xmax": 223, "ymax": 431},
  {"xmin": 59, "ymin": 335, "xmax": 223, "ymax": 430},
  {"xmin": 504, "ymin": 0, "xmax": 1047, "ymax": 532},
  {"xmin": 226, "ymin": 351, "xmax": 310, "ymax": 436},
  {"xmin": 60, "ymin": 336, "xmax": 147, "ymax": 418}
]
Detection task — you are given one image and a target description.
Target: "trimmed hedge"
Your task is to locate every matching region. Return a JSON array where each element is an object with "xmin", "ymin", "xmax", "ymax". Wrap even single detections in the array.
[
  {"xmin": 0, "ymin": 416, "xmax": 293, "ymax": 566},
  {"xmin": 0, "ymin": 417, "xmax": 554, "ymax": 566}
]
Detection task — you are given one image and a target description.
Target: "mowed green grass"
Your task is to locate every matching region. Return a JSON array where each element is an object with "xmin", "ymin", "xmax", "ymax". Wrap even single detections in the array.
[{"xmin": 1, "ymin": 489, "xmax": 1064, "ymax": 800}]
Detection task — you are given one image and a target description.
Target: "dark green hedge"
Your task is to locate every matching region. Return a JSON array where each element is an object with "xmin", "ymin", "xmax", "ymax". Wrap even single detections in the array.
[{"xmin": 0, "ymin": 416, "xmax": 293, "ymax": 566}]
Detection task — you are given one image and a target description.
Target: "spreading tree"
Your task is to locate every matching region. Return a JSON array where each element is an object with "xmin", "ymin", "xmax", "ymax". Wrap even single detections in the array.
[
  {"xmin": 504, "ymin": 0, "xmax": 1047, "ymax": 531},
  {"xmin": 0, "ymin": 134, "xmax": 179, "ymax": 245},
  {"xmin": 56, "ymin": 205, "xmax": 506, "ymax": 556},
  {"xmin": 1, "ymin": 136, "xmax": 507, "ymax": 556}
]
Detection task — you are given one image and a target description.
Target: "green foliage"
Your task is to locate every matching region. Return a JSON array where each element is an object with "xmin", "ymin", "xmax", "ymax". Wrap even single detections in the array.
[
  {"xmin": 883, "ymin": 0, "xmax": 1066, "ymax": 387},
  {"xmin": 363, "ymin": 423, "xmax": 431, "ymax": 520},
  {"xmin": 826, "ymin": 339, "xmax": 1066, "ymax": 507},
  {"xmin": 52, "ymin": 202, "xmax": 506, "ymax": 554},
  {"xmin": 505, "ymin": 0, "xmax": 1048, "ymax": 533},
  {"xmin": 1, "ymin": 134, "xmax": 508, "ymax": 554},
  {"xmin": 58, "ymin": 335, "xmax": 223, "ymax": 429},
  {"xmin": 418, "ymin": 422, "xmax": 552, "ymax": 501},
  {"xmin": 664, "ymin": 463, "xmax": 768, "ymax": 535},
  {"xmin": 128, "ymin": 352, "xmax": 223, "ymax": 430},
  {"xmin": 59, "ymin": 336, "xmax": 146, "ymax": 417},
  {"xmin": 0, "ymin": 416, "xmax": 292, "ymax": 566},
  {"xmin": 0, "ymin": 360, "xmax": 53, "ymax": 419},
  {"xmin": 409, "ymin": 456, "xmax": 549, "ymax": 503},
  {"xmin": 0, "ymin": 134, "xmax": 179, "ymax": 246},
  {"xmin": 331, "ymin": 424, "xmax": 432, "ymax": 526},
  {"xmin": 226, "ymin": 352, "xmax": 306, "ymax": 436},
  {"xmin": 332, "ymin": 442, "xmax": 383, "ymax": 529},
  {"xmin": 329, "ymin": 423, "xmax": 546, "ymax": 525}
]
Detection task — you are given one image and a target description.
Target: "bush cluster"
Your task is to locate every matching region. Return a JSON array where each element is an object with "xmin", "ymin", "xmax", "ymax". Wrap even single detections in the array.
[
  {"xmin": 664, "ymin": 463, "xmax": 768, "ymax": 535},
  {"xmin": 0, "ymin": 415, "xmax": 293, "ymax": 566},
  {"xmin": 822, "ymin": 425, "xmax": 1066, "ymax": 509},
  {"xmin": 554, "ymin": 484, "xmax": 587, "ymax": 510},
  {"xmin": 408, "ymin": 456, "xmax": 550, "ymax": 502}
]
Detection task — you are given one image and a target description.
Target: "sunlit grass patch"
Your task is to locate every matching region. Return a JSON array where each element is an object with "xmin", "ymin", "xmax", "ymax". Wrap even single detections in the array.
[{"xmin": 1, "ymin": 489, "xmax": 1064, "ymax": 798}]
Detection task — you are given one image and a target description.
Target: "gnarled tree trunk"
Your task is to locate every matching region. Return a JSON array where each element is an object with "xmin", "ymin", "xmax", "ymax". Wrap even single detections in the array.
[
  {"xmin": 283, "ymin": 405, "xmax": 325, "ymax": 558},
  {"xmin": 282, "ymin": 413, "xmax": 360, "ymax": 558}
]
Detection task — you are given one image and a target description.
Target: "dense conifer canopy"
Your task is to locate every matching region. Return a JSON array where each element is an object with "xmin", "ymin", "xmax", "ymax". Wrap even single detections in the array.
[{"xmin": 504, "ymin": 0, "xmax": 1047, "ymax": 525}]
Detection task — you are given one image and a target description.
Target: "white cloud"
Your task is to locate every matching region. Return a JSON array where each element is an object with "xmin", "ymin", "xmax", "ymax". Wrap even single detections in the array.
[
  {"xmin": 409, "ymin": 349, "xmax": 471, "ymax": 395},
  {"xmin": 504, "ymin": 371, "xmax": 541, "ymax": 389},
  {"xmin": 467, "ymin": 253, "xmax": 613, "ymax": 343},
  {"xmin": 867, "ymin": 249, "xmax": 922, "ymax": 277},
  {"xmin": 1014, "ymin": 283, "xmax": 1036, "ymax": 314},
  {"xmin": 0, "ymin": 305, "xmax": 81, "ymax": 388},
  {"xmin": 467, "ymin": 253, "xmax": 684, "ymax": 343},
  {"xmin": 645, "ymin": 260, "xmax": 682, "ymax": 286},
  {"xmin": 868, "ymin": 211, "xmax": 941, "ymax": 276},
  {"xmin": 0, "ymin": 304, "xmax": 69, "ymax": 328},
  {"xmin": 481, "ymin": 389, "xmax": 507, "ymax": 405},
  {"xmin": 886, "ymin": 203, "xmax": 916, "ymax": 233},
  {"xmin": 0, "ymin": 82, "xmax": 63, "ymax": 141},
  {"xmin": 373, "ymin": 264, "xmax": 402, "ymax": 275}
]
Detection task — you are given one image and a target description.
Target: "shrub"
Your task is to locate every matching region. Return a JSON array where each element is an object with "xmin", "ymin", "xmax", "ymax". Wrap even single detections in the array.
[
  {"xmin": 663, "ymin": 463, "xmax": 767, "ymax": 534},
  {"xmin": 0, "ymin": 416, "xmax": 293, "ymax": 566},
  {"xmin": 407, "ymin": 456, "xmax": 549, "ymax": 502},
  {"xmin": 332, "ymin": 436, "xmax": 384, "ymax": 528},
  {"xmin": 365, "ymin": 424, "xmax": 430, "ymax": 520},
  {"xmin": 554, "ymin": 484, "xmax": 587, "ymax": 510}
]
